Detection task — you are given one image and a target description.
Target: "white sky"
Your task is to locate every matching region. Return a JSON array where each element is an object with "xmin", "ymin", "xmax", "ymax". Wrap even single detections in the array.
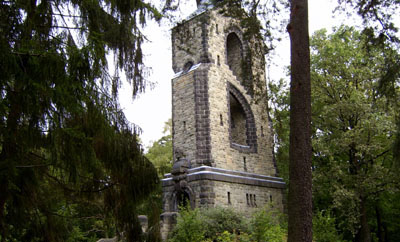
[{"xmin": 118, "ymin": 0, "xmax": 361, "ymax": 149}]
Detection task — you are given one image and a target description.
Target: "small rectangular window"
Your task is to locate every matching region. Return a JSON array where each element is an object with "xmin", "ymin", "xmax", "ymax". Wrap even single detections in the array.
[
  {"xmin": 228, "ymin": 192, "xmax": 231, "ymax": 204},
  {"xmin": 246, "ymin": 193, "xmax": 249, "ymax": 206}
]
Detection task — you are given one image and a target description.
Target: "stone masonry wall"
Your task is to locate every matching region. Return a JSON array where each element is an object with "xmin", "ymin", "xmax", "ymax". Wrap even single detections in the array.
[
  {"xmin": 212, "ymin": 180, "xmax": 284, "ymax": 213},
  {"xmin": 188, "ymin": 179, "xmax": 283, "ymax": 212},
  {"xmin": 172, "ymin": 72, "xmax": 197, "ymax": 163},
  {"xmin": 207, "ymin": 63, "xmax": 274, "ymax": 176},
  {"xmin": 172, "ymin": 12, "xmax": 213, "ymax": 73},
  {"xmin": 162, "ymin": 172, "xmax": 284, "ymax": 215}
]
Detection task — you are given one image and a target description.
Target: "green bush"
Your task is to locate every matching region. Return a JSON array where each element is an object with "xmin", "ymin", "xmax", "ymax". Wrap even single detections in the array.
[
  {"xmin": 249, "ymin": 205, "xmax": 287, "ymax": 242},
  {"xmin": 168, "ymin": 205, "xmax": 287, "ymax": 242},
  {"xmin": 202, "ymin": 207, "xmax": 249, "ymax": 239},
  {"xmin": 168, "ymin": 206, "xmax": 205, "ymax": 242},
  {"xmin": 313, "ymin": 210, "xmax": 348, "ymax": 242}
]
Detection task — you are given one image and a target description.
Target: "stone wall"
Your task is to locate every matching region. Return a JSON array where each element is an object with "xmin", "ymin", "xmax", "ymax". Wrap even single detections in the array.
[
  {"xmin": 172, "ymin": 71, "xmax": 197, "ymax": 163},
  {"xmin": 171, "ymin": 8, "xmax": 276, "ymax": 176},
  {"xmin": 162, "ymin": 166, "xmax": 285, "ymax": 214},
  {"xmin": 172, "ymin": 12, "xmax": 212, "ymax": 73},
  {"xmin": 207, "ymin": 61, "xmax": 275, "ymax": 176},
  {"xmin": 212, "ymin": 180, "xmax": 284, "ymax": 212}
]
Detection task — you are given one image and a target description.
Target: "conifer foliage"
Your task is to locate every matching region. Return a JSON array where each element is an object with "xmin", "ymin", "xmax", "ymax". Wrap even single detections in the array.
[{"xmin": 0, "ymin": 0, "xmax": 163, "ymax": 241}]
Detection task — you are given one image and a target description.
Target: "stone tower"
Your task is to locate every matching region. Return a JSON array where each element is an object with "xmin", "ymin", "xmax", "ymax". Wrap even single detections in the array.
[{"xmin": 160, "ymin": 1, "xmax": 285, "ymax": 239}]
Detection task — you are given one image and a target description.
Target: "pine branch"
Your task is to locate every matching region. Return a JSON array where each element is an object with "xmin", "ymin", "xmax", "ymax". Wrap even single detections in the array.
[{"xmin": 45, "ymin": 171, "xmax": 118, "ymax": 194}]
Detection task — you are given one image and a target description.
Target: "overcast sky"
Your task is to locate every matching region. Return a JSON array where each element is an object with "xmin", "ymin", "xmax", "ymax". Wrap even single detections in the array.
[{"xmin": 118, "ymin": 0, "xmax": 361, "ymax": 149}]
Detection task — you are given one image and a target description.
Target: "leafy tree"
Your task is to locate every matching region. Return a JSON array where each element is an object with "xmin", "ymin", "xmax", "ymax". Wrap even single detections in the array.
[
  {"xmin": 268, "ymin": 79, "xmax": 290, "ymax": 183},
  {"xmin": 146, "ymin": 119, "xmax": 173, "ymax": 177},
  {"xmin": 132, "ymin": 119, "xmax": 173, "ymax": 242},
  {"xmin": 336, "ymin": 0, "xmax": 400, "ymax": 168},
  {"xmin": 337, "ymin": 0, "xmax": 400, "ymax": 44},
  {"xmin": 0, "ymin": 0, "xmax": 172, "ymax": 241},
  {"xmin": 311, "ymin": 26, "xmax": 399, "ymax": 242}
]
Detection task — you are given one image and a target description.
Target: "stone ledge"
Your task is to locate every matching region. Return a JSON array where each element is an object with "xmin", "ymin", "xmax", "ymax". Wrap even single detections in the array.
[
  {"xmin": 162, "ymin": 166, "xmax": 285, "ymax": 189},
  {"xmin": 164, "ymin": 165, "xmax": 284, "ymax": 181}
]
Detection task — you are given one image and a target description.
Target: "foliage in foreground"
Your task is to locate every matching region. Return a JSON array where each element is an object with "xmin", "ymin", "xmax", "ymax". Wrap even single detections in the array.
[
  {"xmin": 168, "ymin": 205, "xmax": 348, "ymax": 242},
  {"xmin": 168, "ymin": 205, "xmax": 287, "ymax": 242}
]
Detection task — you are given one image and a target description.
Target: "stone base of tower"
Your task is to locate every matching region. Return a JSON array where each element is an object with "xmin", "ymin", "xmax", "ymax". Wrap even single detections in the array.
[{"xmin": 160, "ymin": 165, "xmax": 285, "ymax": 240}]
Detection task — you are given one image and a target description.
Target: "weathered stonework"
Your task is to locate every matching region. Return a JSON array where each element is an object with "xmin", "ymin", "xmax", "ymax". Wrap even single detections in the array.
[{"xmin": 161, "ymin": 3, "xmax": 285, "ymax": 240}]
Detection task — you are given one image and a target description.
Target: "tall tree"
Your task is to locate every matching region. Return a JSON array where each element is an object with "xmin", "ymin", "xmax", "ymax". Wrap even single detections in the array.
[
  {"xmin": 336, "ymin": 0, "xmax": 400, "ymax": 167},
  {"xmin": 287, "ymin": 0, "xmax": 312, "ymax": 241},
  {"xmin": 311, "ymin": 26, "xmax": 399, "ymax": 242},
  {"xmin": 0, "ymin": 1, "xmax": 168, "ymax": 241}
]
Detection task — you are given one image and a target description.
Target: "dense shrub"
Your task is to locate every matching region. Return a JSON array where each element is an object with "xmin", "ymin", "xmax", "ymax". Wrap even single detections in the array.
[
  {"xmin": 202, "ymin": 207, "xmax": 249, "ymax": 239},
  {"xmin": 313, "ymin": 210, "xmax": 349, "ymax": 242},
  {"xmin": 168, "ymin": 207, "xmax": 205, "ymax": 242},
  {"xmin": 249, "ymin": 206, "xmax": 287, "ymax": 242},
  {"xmin": 168, "ymin": 204, "xmax": 286, "ymax": 242}
]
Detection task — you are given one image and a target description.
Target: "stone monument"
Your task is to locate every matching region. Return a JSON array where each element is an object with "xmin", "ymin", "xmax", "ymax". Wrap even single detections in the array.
[{"xmin": 160, "ymin": 1, "xmax": 285, "ymax": 239}]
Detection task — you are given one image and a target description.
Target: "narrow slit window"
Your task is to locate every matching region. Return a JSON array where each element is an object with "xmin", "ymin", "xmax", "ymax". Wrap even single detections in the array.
[
  {"xmin": 243, "ymin": 157, "xmax": 247, "ymax": 172},
  {"xmin": 270, "ymin": 195, "xmax": 273, "ymax": 202},
  {"xmin": 227, "ymin": 192, "xmax": 231, "ymax": 204},
  {"xmin": 183, "ymin": 121, "xmax": 186, "ymax": 131},
  {"xmin": 217, "ymin": 55, "xmax": 220, "ymax": 66},
  {"xmin": 220, "ymin": 114, "xmax": 223, "ymax": 126},
  {"xmin": 246, "ymin": 193, "xmax": 249, "ymax": 205},
  {"xmin": 216, "ymin": 24, "xmax": 219, "ymax": 34},
  {"xmin": 226, "ymin": 32, "xmax": 243, "ymax": 83}
]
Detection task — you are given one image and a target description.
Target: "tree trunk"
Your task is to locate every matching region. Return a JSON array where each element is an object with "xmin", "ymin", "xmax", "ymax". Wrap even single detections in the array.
[
  {"xmin": 356, "ymin": 197, "xmax": 372, "ymax": 242},
  {"xmin": 287, "ymin": 0, "xmax": 312, "ymax": 242},
  {"xmin": 376, "ymin": 205, "xmax": 384, "ymax": 242}
]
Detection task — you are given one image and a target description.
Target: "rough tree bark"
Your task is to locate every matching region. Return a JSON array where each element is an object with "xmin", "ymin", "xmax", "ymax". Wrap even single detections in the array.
[{"xmin": 287, "ymin": 0, "xmax": 312, "ymax": 241}]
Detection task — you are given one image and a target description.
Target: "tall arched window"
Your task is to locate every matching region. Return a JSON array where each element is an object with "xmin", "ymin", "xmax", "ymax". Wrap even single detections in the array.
[
  {"xmin": 229, "ymin": 93, "xmax": 246, "ymax": 145},
  {"xmin": 226, "ymin": 33, "xmax": 243, "ymax": 83},
  {"xmin": 228, "ymin": 83, "xmax": 257, "ymax": 153}
]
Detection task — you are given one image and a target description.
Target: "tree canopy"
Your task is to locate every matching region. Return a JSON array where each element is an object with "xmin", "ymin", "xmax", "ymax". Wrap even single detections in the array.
[
  {"xmin": 0, "ymin": 0, "xmax": 170, "ymax": 241},
  {"xmin": 270, "ymin": 25, "xmax": 400, "ymax": 242},
  {"xmin": 311, "ymin": 26, "xmax": 399, "ymax": 242}
]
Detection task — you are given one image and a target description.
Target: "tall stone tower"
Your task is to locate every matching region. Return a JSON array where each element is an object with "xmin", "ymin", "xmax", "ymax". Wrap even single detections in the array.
[{"xmin": 160, "ymin": 1, "xmax": 285, "ymax": 238}]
